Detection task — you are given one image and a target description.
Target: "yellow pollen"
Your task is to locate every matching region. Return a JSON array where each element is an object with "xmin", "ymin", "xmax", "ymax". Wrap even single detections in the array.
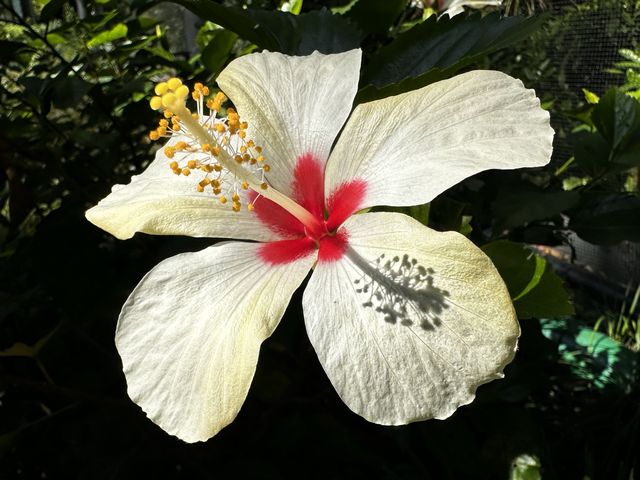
[
  {"xmin": 175, "ymin": 85, "xmax": 189, "ymax": 99},
  {"xmin": 241, "ymin": 181, "xmax": 249, "ymax": 190},
  {"xmin": 257, "ymin": 155, "xmax": 265, "ymax": 163},
  {"xmin": 149, "ymin": 131, "xmax": 159, "ymax": 141},
  {"xmin": 232, "ymin": 193, "xmax": 240, "ymax": 202},
  {"xmin": 155, "ymin": 83, "xmax": 169, "ymax": 95},
  {"xmin": 197, "ymin": 184, "xmax": 204, "ymax": 192},
  {"xmin": 167, "ymin": 77, "xmax": 182, "ymax": 90},
  {"xmin": 261, "ymin": 182, "xmax": 268, "ymax": 190},
  {"xmin": 232, "ymin": 202, "xmax": 241, "ymax": 212},
  {"xmin": 181, "ymin": 167, "xmax": 191, "ymax": 176},
  {"xmin": 187, "ymin": 160, "xmax": 197, "ymax": 169},
  {"xmin": 164, "ymin": 147, "xmax": 176, "ymax": 158},
  {"xmin": 163, "ymin": 110, "xmax": 172, "ymax": 118},
  {"xmin": 263, "ymin": 164, "xmax": 271, "ymax": 172},
  {"xmin": 150, "ymin": 96, "xmax": 163, "ymax": 110},
  {"xmin": 247, "ymin": 203, "xmax": 255, "ymax": 211},
  {"xmin": 213, "ymin": 164, "xmax": 222, "ymax": 172},
  {"xmin": 219, "ymin": 196, "xmax": 227, "ymax": 204},
  {"xmin": 169, "ymin": 161, "xmax": 178, "ymax": 170},
  {"xmin": 159, "ymin": 119, "xmax": 169, "ymax": 127},
  {"xmin": 254, "ymin": 146, "xmax": 262, "ymax": 153}
]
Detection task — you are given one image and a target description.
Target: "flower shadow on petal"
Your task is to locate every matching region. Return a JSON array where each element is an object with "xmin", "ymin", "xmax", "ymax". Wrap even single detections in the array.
[{"xmin": 346, "ymin": 248, "xmax": 451, "ymax": 331}]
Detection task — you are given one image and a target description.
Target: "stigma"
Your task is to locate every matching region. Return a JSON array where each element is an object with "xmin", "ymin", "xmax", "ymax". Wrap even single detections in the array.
[{"xmin": 148, "ymin": 78, "xmax": 270, "ymax": 212}]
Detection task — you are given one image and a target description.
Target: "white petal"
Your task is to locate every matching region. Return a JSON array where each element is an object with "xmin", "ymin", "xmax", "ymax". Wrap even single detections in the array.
[
  {"xmin": 217, "ymin": 50, "xmax": 361, "ymax": 195},
  {"xmin": 116, "ymin": 241, "xmax": 315, "ymax": 443},
  {"xmin": 303, "ymin": 212, "xmax": 518, "ymax": 425},
  {"xmin": 86, "ymin": 135, "xmax": 276, "ymax": 241},
  {"xmin": 325, "ymin": 70, "xmax": 553, "ymax": 209}
]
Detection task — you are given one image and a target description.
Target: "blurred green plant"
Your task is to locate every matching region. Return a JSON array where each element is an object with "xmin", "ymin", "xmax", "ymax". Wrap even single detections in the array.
[
  {"xmin": 609, "ymin": 47, "xmax": 640, "ymax": 99},
  {"xmin": 594, "ymin": 284, "xmax": 640, "ymax": 351}
]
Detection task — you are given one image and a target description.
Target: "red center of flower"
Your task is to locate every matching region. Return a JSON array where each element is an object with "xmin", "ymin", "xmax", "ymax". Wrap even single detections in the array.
[{"xmin": 253, "ymin": 153, "xmax": 366, "ymax": 265}]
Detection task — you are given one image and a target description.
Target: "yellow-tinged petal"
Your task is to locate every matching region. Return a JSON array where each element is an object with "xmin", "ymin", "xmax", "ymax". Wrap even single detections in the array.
[
  {"xmin": 325, "ymin": 70, "xmax": 553, "ymax": 209},
  {"xmin": 85, "ymin": 135, "xmax": 277, "ymax": 242},
  {"xmin": 116, "ymin": 241, "xmax": 316, "ymax": 443},
  {"xmin": 216, "ymin": 49, "xmax": 361, "ymax": 196},
  {"xmin": 303, "ymin": 212, "xmax": 519, "ymax": 425}
]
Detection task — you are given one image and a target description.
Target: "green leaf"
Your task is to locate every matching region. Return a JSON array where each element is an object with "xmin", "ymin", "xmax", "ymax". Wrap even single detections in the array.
[
  {"xmin": 51, "ymin": 75, "xmax": 92, "ymax": 109},
  {"xmin": 357, "ymin": 12, "xmax": 545, "ymax": 103},
  {"xmin": 569, "ymin": 194, "xmax": 640, "ymax": 245},
  {"xmin": 343, "ymin": 0, "xmax": 409, "ymax": 35},
  {"xmin": 591, "ymin": 88, "xmax": 640, "ymax": 151},
  {"xmin": 39, "ymin": 0, "xmax": 67, "ymax": 23},
  {"xmin": 174, "ymin": 1, "xmax": 361, "ymax": 55},
  {"xmin": 482, "ymin": 241, "xmax": 574, "ymax": 319},
  {"xmin": 582, "ymin": 88, "xmax": 600, "ymax": 104},
  {"xmin": 281, "ymin": 0, "xmax": 303, "ymax": 15},
  {"xmin": 0, "ymin": 40, "xmax": 34, "ymax": 60},
  {"xmin": 571, "ymin": 131, "xmax": 611, "ymax": 177},
  {"xmin": 540, "ymin": 318, "xmax": 639, "ymax": 392},
  {"xmin": 201, "ymin": 29, "xmax": 237, "ymax": 74},
  {"xmin": 86, "ymin": 23, "xmax": 128, "ymax": 48},
  {"xmin": 612, "ymin": 143, "xmax": 640, "ymax": 167},
  {"xmin": 492, "ymin": 185, "xmax": 581, "ymax": 231},
  {"xmin": 295, "ymin": 9, "xmax": 361, "ymax": 55}
]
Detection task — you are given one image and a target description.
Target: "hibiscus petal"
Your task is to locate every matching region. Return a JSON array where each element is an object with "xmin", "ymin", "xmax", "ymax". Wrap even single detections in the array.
[
  {"xmin": 302, "ymin": 212, "xmax": 518, "ymax": 425},
  {"xmin": 325, "ymin": 70, "xmax": 553, "ymax": 209},
  {"xmin": 216, "ymin": 49, "xmax": 361, "ymax": 195},
  {"xmin": 116, "ymin": 241, "xmax": 315, "ymax": 442},
  {"xmin": 86, "ymin": 135, "xmax": 276, "ymax": 241}
]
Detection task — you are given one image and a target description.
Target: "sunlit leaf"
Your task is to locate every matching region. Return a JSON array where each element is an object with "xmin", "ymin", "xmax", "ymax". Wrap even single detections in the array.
[{"xmin": 86, "ymin": 23, "xmax": 128, "ymax": 49}]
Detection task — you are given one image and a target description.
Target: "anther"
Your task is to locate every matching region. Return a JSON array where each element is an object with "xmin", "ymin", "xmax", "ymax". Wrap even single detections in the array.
[{"xmin": 167, "ymin": 77, "xmax": 182, "ymax": 90}]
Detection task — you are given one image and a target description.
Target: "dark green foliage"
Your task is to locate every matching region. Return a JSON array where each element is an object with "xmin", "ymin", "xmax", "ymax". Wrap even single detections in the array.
[
  {"xmin": 342, "ymin": 0, "xmax": 409, "ymax": 35},
  {"xmin": 357, "ymin": 12, "xmax": 545, "ymax": 103},
  {"xmin": 482, "ymin": 240, "xmax": 574, "ymax": 318},
  {"xmin": 177, "ymin": 0, "xmax": 361, "ymax": 54}
]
